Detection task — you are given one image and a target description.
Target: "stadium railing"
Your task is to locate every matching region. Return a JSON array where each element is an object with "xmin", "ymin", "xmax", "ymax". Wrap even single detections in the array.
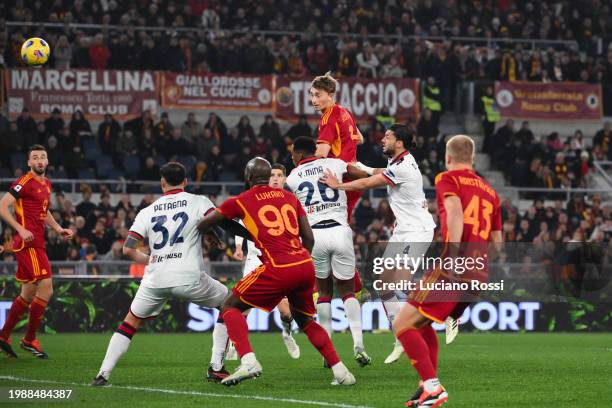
[
  {"xmin": 6, "ymin": 21, "xmax": 580, "ymax": 51},
  {"xmin": 593, "ymin": 161, "xmax": 612, "ymax": 188},
  {"xmin": 1, "ymin": 179, "xmax": 610, "ymax": 202}
]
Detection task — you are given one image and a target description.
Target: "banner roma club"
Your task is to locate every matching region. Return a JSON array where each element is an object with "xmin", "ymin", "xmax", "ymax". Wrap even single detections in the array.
[
  {"xmin": 161, "ymin": 72, "xmax": 274, "ymax": 110},
  {"xmin": 5, "ymin": 69, "xmax": 159, "ymax": 120},
  {"xmin": 495, "ymin": 81, "xmax": 603, "ymax": 121},
  {"xmin": 275, "ymin": 76, "xmax": 420, "ymax": 122}
]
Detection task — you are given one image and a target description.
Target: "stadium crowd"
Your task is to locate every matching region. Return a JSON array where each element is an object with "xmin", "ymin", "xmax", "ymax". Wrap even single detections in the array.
[
  {"xmin": 3, "ymin": 1, "xmax": 612, "ymax": 99},
  {"xmin": 487, "ymin": 119, "xmax": 612, "ymax": 189}
]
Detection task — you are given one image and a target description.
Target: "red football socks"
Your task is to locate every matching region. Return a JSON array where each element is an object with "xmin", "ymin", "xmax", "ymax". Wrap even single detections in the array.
[
  {"xmin": 222, "ymin": 308, "xmax": 253, "ymax": 357},
  {"xmin": 303, "ymin": 320, "xmax": 340, "ymax": 367},
  {"xmin": 24, "ymin": 296, "xmax": 48, "ymax": 342},
  {"xmin": 420, "ymin": 325, "xmax": 439, "ymax": 371},
  {"xmin": 397, "ymin": 328, "xmax": 436, "ymax": 381},
  {"xmin": 0, "ymin": 296, "xmax": 30, "ymax": 340}
]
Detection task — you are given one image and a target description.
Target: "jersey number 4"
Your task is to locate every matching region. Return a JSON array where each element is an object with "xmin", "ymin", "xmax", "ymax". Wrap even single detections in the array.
[{"xmin": 151, "ymin": 212, "xmax": 189, "ymax": 250}]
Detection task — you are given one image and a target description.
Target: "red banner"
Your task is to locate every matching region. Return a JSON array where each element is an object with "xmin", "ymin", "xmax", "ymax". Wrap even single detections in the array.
[
  {"xmin": 494, "ymin": 81, "xmax": 603, "ymax": 121},
  {"xmin": 161, "ymin": 72, "xmax": 273, "ymax": 110},
  {"xmin": 5, "ymin": 69, "xmax": 159, "ymax": 120},
  {"xmin": 275, "ymin": 76, "xmax": 419, "ymax": 122}
]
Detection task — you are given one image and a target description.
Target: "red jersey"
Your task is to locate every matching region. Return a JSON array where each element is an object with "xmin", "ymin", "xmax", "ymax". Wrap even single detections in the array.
[
  {"xmin": 316, "ymin": 103, "xmax": 359, "ymax": 163},
  {"xmin": 217, "ymin": 185, "xmax": 311, "ymax": 268},
  {"xmin": 9, "ymin": 172, "xmax": 52, "ymax": 251},
  {"xmin": 435, "ymin": 169, "xmax": 502, "ymax": 243}
]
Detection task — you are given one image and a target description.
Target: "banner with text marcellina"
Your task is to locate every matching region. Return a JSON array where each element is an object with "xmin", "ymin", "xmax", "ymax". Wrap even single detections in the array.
[
  {"xmin": 494, "ymin": 81, "xmax": 602, "ymax": 121},
  {"xmin": 5, "ymin": 69, "xmax": 159, "ymax": 120}
]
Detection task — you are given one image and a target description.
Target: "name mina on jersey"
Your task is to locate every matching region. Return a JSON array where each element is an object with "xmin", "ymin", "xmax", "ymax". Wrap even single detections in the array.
[
  {"xmin": 286, "ymin": 157, "xmax": 349, "ymax": 227},
  {"xmin": 381, "ymin": 151, "xmax": 436, "ymax": 232},
  {"xmin": 129, "ymin": 190, "xmax": 215, "ymax": 288}
]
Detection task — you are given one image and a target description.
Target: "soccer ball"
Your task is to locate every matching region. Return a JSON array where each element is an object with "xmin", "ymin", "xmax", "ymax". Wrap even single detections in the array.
[{"xmin": 21, "ymin": 37, "xmax": 51, "ymax": 67}]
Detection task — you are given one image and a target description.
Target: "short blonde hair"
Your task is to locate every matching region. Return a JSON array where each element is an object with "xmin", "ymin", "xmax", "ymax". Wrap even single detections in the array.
[
  {"xmin": 310, "ymin": 71, "xmax": 339, "ymax": 94},
  {"xmin": 446, "ymin": 134, "xmax": 475, "ymax": 164}
]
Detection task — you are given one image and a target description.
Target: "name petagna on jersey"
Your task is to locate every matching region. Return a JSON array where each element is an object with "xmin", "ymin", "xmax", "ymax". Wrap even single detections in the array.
[{"xmin": 154, "ymin": 200, "xmax": 188, "ymax": 212}]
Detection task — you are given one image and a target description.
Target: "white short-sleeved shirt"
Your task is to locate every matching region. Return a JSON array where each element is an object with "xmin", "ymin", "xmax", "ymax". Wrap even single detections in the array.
[
  {"xmin": 381, "ymin": 151, "xmax": 436, "ymax": 232},
  {"xmin": 129, "ymin": 190, "xmax": 215, "ymax": 288},
  {"xmin": 235, "ymin": 220, "xmax": 261, "ymax": 258},
  {"xmin": 286, "ymin": 157, "xmax": 349, "ymax": 226}
]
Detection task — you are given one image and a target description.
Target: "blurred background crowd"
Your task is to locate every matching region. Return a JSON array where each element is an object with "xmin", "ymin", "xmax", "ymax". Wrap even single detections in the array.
[{"xmin": 1, "ymin": 0, "xmax": 611, "ymax": 264}]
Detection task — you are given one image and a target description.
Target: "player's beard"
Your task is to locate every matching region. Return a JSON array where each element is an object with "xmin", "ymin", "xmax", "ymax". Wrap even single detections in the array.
[
  {"xmin": 382, "ymin": 145, "xmax": 395, "ymax": 158},
  {"xmin": 32, "ymin": 164, "xmax": 47, "ymax": 176}
]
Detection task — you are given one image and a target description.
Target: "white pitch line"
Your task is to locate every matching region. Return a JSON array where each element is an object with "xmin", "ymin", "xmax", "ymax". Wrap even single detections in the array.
[{"xmin": 0, "ymin": 376, "xmax": 373, "ymax": 408}]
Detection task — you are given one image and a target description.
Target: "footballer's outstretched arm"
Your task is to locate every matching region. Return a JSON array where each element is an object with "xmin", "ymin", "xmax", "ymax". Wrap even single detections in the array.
[
  {"xmin": 320, "ymin": 169, "xmax": 387, "ymax": 191},
  {"xmin": 197, "ymin": 210, "xmax": 250, "ymax": 239},
  {"xmin": 298, "ymin": 215, "xmax": 314, "ymax": 253},
  {"xmin": 345, "ymin": 163, "xmax": 371, "ymax": 180},
  {"xmin": 123, "ymin": 236, "xmax": 150, "ymax": 265}
]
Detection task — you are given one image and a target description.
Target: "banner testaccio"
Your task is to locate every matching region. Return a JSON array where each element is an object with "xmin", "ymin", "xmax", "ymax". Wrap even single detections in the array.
[
  {"xmin": 494, "ymin": 81, "xmax": 603, "ymax": 121},
  {"xmin": 5, "ymin": 69, "xmax": 159, "ymax": 120},
  {"xmin": 275, "ymin": 76, "xmax": 420, "ymax": 122}
]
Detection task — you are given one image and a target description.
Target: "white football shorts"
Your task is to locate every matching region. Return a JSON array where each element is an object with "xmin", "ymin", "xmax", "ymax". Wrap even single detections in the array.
[
  {"xmin": 130, "ymin": 272, "xmax": 229, "ymax": 319},
  {"xmin": 312, "ymin": 224, "xmax": 355, "ymax": 280}
]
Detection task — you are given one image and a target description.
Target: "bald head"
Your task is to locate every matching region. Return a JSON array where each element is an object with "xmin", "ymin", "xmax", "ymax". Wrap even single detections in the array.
[
  {"xmin": 244, "ymin": 157, "xmax": 271, "ymax": 187},
  {"xmin": 445, "ymin": 134, "xmax": 475, "ymax": 169}
]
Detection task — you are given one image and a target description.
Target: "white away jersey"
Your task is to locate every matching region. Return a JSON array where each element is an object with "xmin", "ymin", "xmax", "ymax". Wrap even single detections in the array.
[
  {"xmin": 381, "ymin": 151, "xmax": 436, "ymax": 232},
  {"xmin": 286, "ymin": 157, "xmax": 349, "ymax": 226},
  {"xmin": 129, "ymin": 190, "xmax": 215, "ymax": 288}
]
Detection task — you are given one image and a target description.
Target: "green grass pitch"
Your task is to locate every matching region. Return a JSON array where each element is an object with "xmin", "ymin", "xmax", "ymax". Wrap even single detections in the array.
[{"xmin": 1, "ymin": 332, "xmax": 611, "ymax": 407}]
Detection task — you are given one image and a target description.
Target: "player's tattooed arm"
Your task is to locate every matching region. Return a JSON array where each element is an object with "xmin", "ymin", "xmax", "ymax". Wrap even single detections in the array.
[
  {"xmin": 298, "ymin": 215, "xmax": 314, "ymax": 253},
  {"xmin": 123, "ymin": 236, "xmax": 150, "ymax": 265}
]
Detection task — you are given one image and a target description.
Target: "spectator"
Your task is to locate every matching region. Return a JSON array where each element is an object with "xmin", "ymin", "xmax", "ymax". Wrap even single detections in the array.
[
  {"xmin": 416, "ymin": 108, "xmax": 438, "ymax": 140},
  {"xmin": 205, "ymin": 112, "xmax": 228, "ymax": 142},
  {"xmin": 166, "ymin": 128, "xmax": 192, "ymax": 158},
  {"xmin": 236, "ymin": 116, "xmax": 255, "ymax": 140},
  {"xmin": 285, "ymin": 115, "xmax": 312, "ymax": 142},
  {"xmin": 44, "ymin": 108, "xmax": 65, "ymax": 139},
  {"xmin": 97, "ymin": 113, "xmax": 121, "ymax": 156},
  {"xmin": 259, "ymin": 115, "xmax": 282, "ymax": 150},
  {"xmin": 116, "ymin": 130, "xmax": 138, "ymax": 158},
  {"xmin": 380, "ymin": 56, "xmax": 403, "ymax": 78},
  {"xmin": 76, "ymin": 186, "xmax": 97, "ymax": 219},
  {"xmin": 138, "ymin": 157, "xmax": 160, "ymax": 181},
  {"xmin": 180, "ymin": 112, "xmax": 203, "ymax": 144},
  {"xmin": 89, "ymin": 33, "xmax": 111, "ymax": 69},
  {"xmin": 154, "ymin": 112, "xmax": 174, "ymax": 141},
  {"xmin": 356, "ymin": 42, "xmax": 379, "ymax": 78},
  {"xmin": 69, "ymin": 110, "xmax": 92, "ymax": 142},
  {"xmin": 63, "ymin": 145, "xmax": 88, "ymax": 178},
  {"xmin": 195, "ymin": 128, "xmax": 218, "ymax": 160},
  {"xmin": 165, "ymin": 35, "xmax": 186, "ymax": 72},
  {"xmin": 54, "ymin": 35, "xmax": 72, "ymax": 69}
]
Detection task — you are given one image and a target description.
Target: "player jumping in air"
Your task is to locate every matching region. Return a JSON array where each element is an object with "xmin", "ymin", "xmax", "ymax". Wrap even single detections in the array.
[
  {"xmin": 198, "ymin": 157, "xmax": 355, "ymax": 386},
  {"xmin": 310, "ymin": 73, "xmax": 368, "ymax": 317},
  {"xmin": 319, "ymin": 124, "xmax": 436, "ymax": 365},
  {"xmin": 287, "ymin": 137, "xmax": 371, "ymax": 366},
  {"xmin": 92, "ymin": 162, "xmax": 248, "ymax": 386},
  {"xmin": 229, "ymin": 164, "xmax": 300, "ymax": 360},
  {"xmin": 0, "ymin": 145, "xmax": 74, "ymax": 359},
  {"xmin": 394, "ymin": 135, "xmax": 502, "ymax": 407}
]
